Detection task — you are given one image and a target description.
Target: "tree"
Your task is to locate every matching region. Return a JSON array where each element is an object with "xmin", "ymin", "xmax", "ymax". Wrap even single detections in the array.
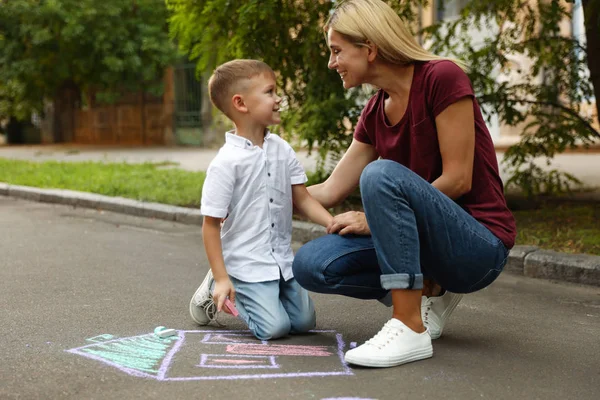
[
  {"xmin": 167, "ymin": 0, "xmax": 429, "ymax": 171},
  {"xmin": 583, "ymin": 0, "xmax": 600, "ymax": 116},
  {"xmin": 426, "ymin": 0, "xmax": 600, "ymax": 195},
  {"xmin": 167, "ymin": 0, "xmax": 599, "ymax": 195},
  {"xmin": 168, "ymin": 0, "xmax": 352, "ymax": 163},
  {"xmin": 0, "ymin": 0, "xmax": 177, "ymax": 143}
]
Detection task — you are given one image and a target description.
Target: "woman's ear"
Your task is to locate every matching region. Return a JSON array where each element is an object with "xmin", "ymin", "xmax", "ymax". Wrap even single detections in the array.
[
  {"xmin": 365, "ymin": 40, "xmax": 378, "ymax": 62},
  {"xmin": 231, "ymin": 94, "xmax": 247, "ymax": 113}
]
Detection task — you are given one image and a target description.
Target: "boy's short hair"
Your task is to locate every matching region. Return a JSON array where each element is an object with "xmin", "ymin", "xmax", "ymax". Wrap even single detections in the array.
[{"xmin": 208, "ymin": 59, "xmax": 276, "ymax": 119}]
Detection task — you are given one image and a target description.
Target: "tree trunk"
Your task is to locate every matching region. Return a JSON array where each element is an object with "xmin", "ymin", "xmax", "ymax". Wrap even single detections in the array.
[
  {"xmin": 200, "ymin": 71, "xmax": 216, "ymax": 146},
  {"xmin": 140, "ymin": 90, "xmax": 147, "ymax": 144},
  {"xmin": 6, "ymin": 117, "xmax": 25, "ymax": 144},
  {"xmin": 583, "ymin": 0, "xmax": 600, "ymax": 122},
  {"xmin": 52, "ymin": 81, "xmax": 80, "ymax": 143}
]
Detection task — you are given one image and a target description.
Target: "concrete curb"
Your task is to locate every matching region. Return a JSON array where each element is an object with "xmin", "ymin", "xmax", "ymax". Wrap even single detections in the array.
[
  {"xmin": 0, "ymin": 183, "xmax": 203, "ymax": 225},
  {"xmin": 2, "ymin": 182, "xmax": 599, "ymax": 288}
]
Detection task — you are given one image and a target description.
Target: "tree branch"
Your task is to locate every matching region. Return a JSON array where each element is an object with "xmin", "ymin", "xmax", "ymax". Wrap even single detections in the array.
[
  {"xmin": 512, "ymin": 98, "xmax": 600, "ymax": 138},
  {"xmin": 522, "ymin": 35, "xmax": 587, "ymax": 53}
]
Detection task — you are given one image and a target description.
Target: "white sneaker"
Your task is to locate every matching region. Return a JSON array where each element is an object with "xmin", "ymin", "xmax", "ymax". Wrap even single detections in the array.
[
  {"xmin": 189, "ymin": 270, "xmax": 218, "ymax": 326},
  {"xmin": 421, "ymin": 291, "xmax": 463, "ymax": 339},
  {"xmin": 344, "ymin": 318, "xmax": 432, "ymax": 368}
]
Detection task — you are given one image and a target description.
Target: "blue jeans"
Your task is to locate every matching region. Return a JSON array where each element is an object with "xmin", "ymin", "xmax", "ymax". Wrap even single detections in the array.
[
  {"xmin": 229, "ymin": 275, "xmax": 316, "ymax": 341},
  {"xmin": 292, "ymin": 160, "xmax": 509, "ymax": 300}
]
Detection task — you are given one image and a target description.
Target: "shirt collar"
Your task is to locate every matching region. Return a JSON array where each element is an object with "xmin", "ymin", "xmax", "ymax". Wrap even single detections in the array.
[{"xmin": 225, "ymin": 129, "xmax": 272, "ymax": 149}]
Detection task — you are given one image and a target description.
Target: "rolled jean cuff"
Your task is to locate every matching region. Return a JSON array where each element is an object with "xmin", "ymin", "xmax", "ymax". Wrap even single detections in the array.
[{"xmin": 381, "ymin": 273, "xmax": 424, "ymax": 290}]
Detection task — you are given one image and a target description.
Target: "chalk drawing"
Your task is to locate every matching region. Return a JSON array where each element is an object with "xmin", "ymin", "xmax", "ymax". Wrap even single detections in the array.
[
  {"xmin": 67, "ymin": 329, "xmax": 353, "ymax": 381},
  {"xmin": 321, "ymin": 398, "xmax": 376, "ymax": 400},
  {"xmin": 201, "ymin": 332, "xmax": 263, "ymax": 345},
  {"xmin": 86, "ymin": 334, "xmax": 116, "ymax": 343},
  {"xmin": 67, "ymin": 333, "xmax": 180, "ymax": 378},
  {"xmin": 225, "ymin": 344, "xmax": 332, "ymax": 357},
  {"xmin": 198, "ymin": 354, "xmax": 279, "ymax": 369}
]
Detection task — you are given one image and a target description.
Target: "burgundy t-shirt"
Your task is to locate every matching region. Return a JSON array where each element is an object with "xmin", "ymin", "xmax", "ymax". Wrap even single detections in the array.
[{"xmin": 354, "ymin": 60, "xmax": 516, "ymax": 249}]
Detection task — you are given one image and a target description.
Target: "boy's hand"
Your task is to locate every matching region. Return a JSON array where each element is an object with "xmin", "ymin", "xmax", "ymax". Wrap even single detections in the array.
[{"xmin": 212, "ymin": 278, "xmax": 236, "ymax": 314}]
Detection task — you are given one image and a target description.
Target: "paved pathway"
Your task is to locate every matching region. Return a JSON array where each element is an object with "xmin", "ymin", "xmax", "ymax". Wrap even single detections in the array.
[{"xmin": 1, "ymin": 198, "xmax": 599, "ymax": 399}]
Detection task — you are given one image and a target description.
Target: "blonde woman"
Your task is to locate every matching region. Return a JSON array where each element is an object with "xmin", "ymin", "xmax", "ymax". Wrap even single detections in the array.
[{"xmin": 292, "ymin": 0, "xmax": 516, "ymax": 368}]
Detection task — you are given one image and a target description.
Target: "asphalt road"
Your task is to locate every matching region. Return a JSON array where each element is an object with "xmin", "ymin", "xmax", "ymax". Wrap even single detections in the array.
[{"xmin": 1, "ymin": 197, "xmax": 599, "ymax": 400}]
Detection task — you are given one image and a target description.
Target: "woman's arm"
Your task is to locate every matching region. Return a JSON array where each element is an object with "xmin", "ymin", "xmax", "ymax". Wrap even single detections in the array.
[
  {"xmin": 308, "ymin": 139, "xmax": 379, "ymax": 208},
  {"xmin": 309, "ymin": 139, "xmax": 378, "ymax": 236},
  {"xmin": 432, "ymin": 97, "xmax": 475, "ymax": 199}
]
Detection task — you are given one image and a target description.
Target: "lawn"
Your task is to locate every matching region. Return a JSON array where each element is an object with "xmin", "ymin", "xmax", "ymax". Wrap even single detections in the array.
[
  {"xmin": 1, "ymin": 158, "xmax": 598, "ymax": 255},
  {"xmin": 0, "ymin": 158, "xmax": 206, "ymax": 208},
  {"xmin": 511, "ymin": 201, "xmax": 600, "ymax": 256}
]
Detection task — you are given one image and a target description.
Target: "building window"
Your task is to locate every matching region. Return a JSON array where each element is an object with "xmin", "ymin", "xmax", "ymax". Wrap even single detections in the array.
[
  {"xmin": 436, "ymin": 0, "xmax": 469, "ymax": 21},
  {"xmin": 572, "ymin": 0, "xmax": 585, "ymax": 47},
  {"xmin": 572, "ymin": 0, "xmax": 594, "ymax": 102}
]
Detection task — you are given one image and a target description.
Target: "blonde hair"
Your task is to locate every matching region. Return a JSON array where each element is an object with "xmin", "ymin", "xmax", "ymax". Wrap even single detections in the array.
[
  {"xmin": 208, "ymin": 59, "xmax": 276, "ymax": 118},
  {"xmin": 325, "ymin": 0, "xmax": 467, "ymax": 71}
]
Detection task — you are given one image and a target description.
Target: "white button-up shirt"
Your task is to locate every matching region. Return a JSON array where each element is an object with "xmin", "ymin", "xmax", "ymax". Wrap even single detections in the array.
[{"xmin": 200, "ymin": 130, "xmax": 308, "ymax": 283}]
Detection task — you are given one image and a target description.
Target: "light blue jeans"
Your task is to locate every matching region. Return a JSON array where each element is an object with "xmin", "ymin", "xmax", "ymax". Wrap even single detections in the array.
[
  {"xmin": 229, "ymin": 275, "xmax": 316, "ymax": 341},
  {"xmin": 292, "ymin": 160, "xmax": 509, "ymax": 299}
]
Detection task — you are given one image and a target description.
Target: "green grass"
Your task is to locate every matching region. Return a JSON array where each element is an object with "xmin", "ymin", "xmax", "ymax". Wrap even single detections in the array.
[
  {"xmin": 512, "ymin": 201, "xmax": 600, "ymax": 256},
  {"xmin": 1, "ymin": 157, "xmax": 598, "ymax": 255},
  {"xmin": 328, "ymin": 195, "xmax": 600, "ymax": 256},
  {"xmin": 0, "ymin": 158, "xmax": 206, "ymax": 208}
]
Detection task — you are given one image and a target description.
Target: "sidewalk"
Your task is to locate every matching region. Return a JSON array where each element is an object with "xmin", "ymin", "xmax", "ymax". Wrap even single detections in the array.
[
  {"xmin": 3, "ymin": 196, "xmax": 598, "ymax": 399},
  {"xmin": 1, "ymin": 143, "xmax": 600, "ymax": 190}
]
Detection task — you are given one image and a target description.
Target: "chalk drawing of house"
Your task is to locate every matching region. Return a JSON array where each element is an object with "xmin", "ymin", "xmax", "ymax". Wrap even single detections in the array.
[{"xmin": 66, "ymin": 329, "xmax": 353, "ymax": 381}]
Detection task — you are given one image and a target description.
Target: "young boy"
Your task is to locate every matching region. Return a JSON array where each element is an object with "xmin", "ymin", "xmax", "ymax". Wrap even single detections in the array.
[{"xmin": 189, "ymin": 59, "xmax": 333, "ymax": 340}]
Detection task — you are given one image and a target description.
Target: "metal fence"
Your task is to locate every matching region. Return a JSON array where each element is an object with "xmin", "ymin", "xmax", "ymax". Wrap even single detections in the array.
[{"xmin": 173, "ymin": 63, "xmax": 203, "ymax": 146}]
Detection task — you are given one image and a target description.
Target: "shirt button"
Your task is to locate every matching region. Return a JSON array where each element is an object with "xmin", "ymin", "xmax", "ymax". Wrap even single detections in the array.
[
  {"xmin": 271, "ymin": 223, "xmax": 274, "ymax": 227},
  {"xmin": 270, "ymin": 198, "xmax": 273, "ymax": 203},
  {"xmin": 272, "ymin": 248, "xmax": 275, "ymax": 252},
  {"xmin": 268, "ymin": 172, "xmax": 271, "ymax": 177}
]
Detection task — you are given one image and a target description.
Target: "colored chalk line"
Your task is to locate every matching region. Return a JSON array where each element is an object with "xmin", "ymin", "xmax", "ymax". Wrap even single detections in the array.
[
  {"xmin": 322, "ymin": 398, "xmax": 376, "ymax": 400},
  {"xmin": 66, "ymin": 329, "xmax": 354, "ymax": 381}
]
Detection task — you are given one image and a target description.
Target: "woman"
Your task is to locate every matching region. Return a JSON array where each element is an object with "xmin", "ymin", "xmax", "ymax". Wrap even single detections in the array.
[{"xmin": 292, "ymin": 0, "xmax": 516, "ymax": 368}]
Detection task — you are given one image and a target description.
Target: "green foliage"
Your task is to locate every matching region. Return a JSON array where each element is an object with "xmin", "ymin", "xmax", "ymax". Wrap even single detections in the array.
[
  {"xmin": 512, "ymin": 201, "xmax": 600, "ymax": 255},
  {"xmin": 168, "ymin": 0, "xmax": 427, "ymax": 160},
  {"xmin": 423, "ymin": 0, "xmax": 599, "ymax": 196},
  {"xmin": 167, "ymin": 0, "xmax": 353, "ymax": 157},
  {"xmin": 167, "ymin": 0, "xmax": 599, "ymax": 196},
  {"xmin": 0, "ymin": 158, "xmax": 205, "ymax": 207},
  {"xmin": 0, "ymin": 0, "xmax": 178, "ymax": 119}
]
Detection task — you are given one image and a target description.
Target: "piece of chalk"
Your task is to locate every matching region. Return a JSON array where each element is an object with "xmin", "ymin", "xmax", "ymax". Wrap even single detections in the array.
[
  {"xmin": 154, "ymin": 327, "xmax": 177, "ymax": 338},
  {"xmin": 223, "ymin": 298, "xmax": 239, "ymax": 317}
]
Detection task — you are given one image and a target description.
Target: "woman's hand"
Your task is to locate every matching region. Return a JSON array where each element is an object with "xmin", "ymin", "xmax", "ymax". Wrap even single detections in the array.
[
  {"xmin": 212, "ymin": 278, "xmax": 236, "ymax": 314},
  {"xmin": 326, "ymin": 211, "xmax": 371, "ymax": 236}
]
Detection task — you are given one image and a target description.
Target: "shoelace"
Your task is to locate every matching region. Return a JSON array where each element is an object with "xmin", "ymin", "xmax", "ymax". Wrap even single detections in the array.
[
  {"xmin": 364, "ymin": 321, "xmax": 403, "ymax": 350},
  {"xmin": 198, "ymin": 297, "xmax": 225, "ymax": 327},
  {"xmin": 422, "ymin": 297, "xmax": 433, "ymax": 324}
]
